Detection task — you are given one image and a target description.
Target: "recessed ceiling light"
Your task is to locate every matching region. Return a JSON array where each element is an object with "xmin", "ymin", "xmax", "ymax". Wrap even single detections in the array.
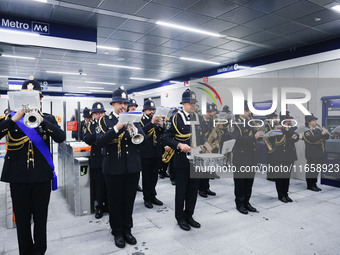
[
  {"xmin": 2, "ymin": 54, "xmax": 36, "ymax": 60},
  {"xmin": 331, "ymin": 4, "xmax": 340, "ymax": 12},
  {"xmin": 179, "ymin": 57, "xmax": 220, "ymax": 65},
  {"xmin": 89, "ymin": 90, "xmax": 113, "ymax": 93},
  {"xmin": 78, "ymin": 87, "xmax": 105, "ymax": 89},
  {"xmin": 32, "ymin": 0, "xmax": 47, "ymax": 3},
  {"xmin": 0, "ymin": 75, "xmax": 8, "ymax": 78},
  {"xmin": 97, "ymin": 45, "xmax": 120, "ymax": 51},
  {"xmin": 156, "ymin": 21, "xmax": 222, "ymax": 37},
  {"xmin": 97, "ymin": 63, "xmax": 141, "ymax": 70},
  {"xmin": 46, "ymin": 71, "xmax": 87, "ymax": 75},
  {"xmin": 0, "ymin": 28, "xmax": 40, "ymax": 37},
  {"xmin": 314, "ymin": 17, "xmax": 321, "ymax": 22},
  {"xmin": 85, "ymin": 81, "xmax": 116, "ymax": 85},
  {"xmin": 129, "ymin": 77, "xmax": 161, "ymax": 82}
]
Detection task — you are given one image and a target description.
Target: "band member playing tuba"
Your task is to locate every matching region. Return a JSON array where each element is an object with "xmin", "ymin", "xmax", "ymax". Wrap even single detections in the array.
[{"xmin": 302, "ymin": 114, "xmax": 329, "ymax": 191}]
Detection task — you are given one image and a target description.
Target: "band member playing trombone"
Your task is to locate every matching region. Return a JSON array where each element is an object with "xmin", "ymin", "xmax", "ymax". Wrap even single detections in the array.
[
  {"xmin": 0, "ymin": 77, "xmax": 66, "ymax": 255},
  {"xmin": 303, "ymin": 115, "xmax": 329, "ymax": 191},
  {"xmin": 269, "ymin": 112, "xmax": 299, "ymax": 203},
  {"xmin": 96, "ymin": 86, "xmax": 146, "ymax": 248},
  {"xmin": 162, "ymin": 89, "xmax": 210, "ymax": 231},
  {"xmin": 140, "ymin": 98, "xmax": 164, "ymax": 209},
  {"xmin": 231, "ymin": 100, "xmax": 263, "ymax": 214}
]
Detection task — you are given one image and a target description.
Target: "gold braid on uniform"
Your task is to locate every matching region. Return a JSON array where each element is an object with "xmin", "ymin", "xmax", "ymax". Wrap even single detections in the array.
[
  {"xmin": 5, "ymin": 115, "xmax": 34, "ymax": 169},
  {"xmin": 173, "ymin": 114, "xmax": 191, "ymax": 141},
  {"xmin": 87, "ymin": 121, "xmax": 92, "ymax": 134},
  {"xmin": 112, "ymin": 132, "xmax": 125, "ymax": 157},
  {"xmin": 275, "ymin": 135, "xmax": 286, "ymax": 146},
  {"xmin": 303, "ymin": 130, "xmax": 325, "ymax": 151},
  {"xmin": 146, "ymin": 128, "xmax": 157, "ymax": 144}
]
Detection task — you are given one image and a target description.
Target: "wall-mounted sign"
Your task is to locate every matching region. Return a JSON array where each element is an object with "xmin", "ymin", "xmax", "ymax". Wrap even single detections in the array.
[
  {"xmin": 67, "ymin": 121, "xmax": 77, "ymax": 131},
  {"xmin": 0, "ymin": 14, "xmax": 96, "ymax": 52}
]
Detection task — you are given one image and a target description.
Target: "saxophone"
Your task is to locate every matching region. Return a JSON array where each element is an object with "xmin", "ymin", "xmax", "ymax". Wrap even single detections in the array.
[
  {"xmin": 162, "ymin": 148, "xmax": 175, "ymax": 163},
  {"xmin": 207, "ymin": 123, "xmax": 222, "ymax": 152}
]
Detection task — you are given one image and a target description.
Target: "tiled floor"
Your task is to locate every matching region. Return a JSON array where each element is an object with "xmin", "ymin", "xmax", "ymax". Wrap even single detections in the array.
[{"xmin": 1, "ymin": 170, "xmax": 340, "ymax": 254}]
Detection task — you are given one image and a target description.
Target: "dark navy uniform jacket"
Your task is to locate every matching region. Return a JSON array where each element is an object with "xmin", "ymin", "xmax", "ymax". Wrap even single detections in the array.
[
  {"xmin": 83, "ymin": 119, "xmax": 103, "ymax": 169},
  {"xmin": 231, "ymin": 116, "xmax": 257, "ymax": 166},
  {"xmin": 302, "ymin": 127, "xmax": 329, "ymax": 160},
  {"xmin": 140, "ymin": 114, "xmax": 164, "ymax": 158},
  {"xmin": 96, "ymin": 112, "xmax": 146, "ymax": 175},
  {"xmin": 269, "ymin": 127, "xmax": 299, "ymax": 163},
  {"xmin": 0, "ymin": 113, "xmax": 66, "ymax": 183},
  {"xmin": 162, "ymin": 110, "xmax": 206, "ymax": 169}
]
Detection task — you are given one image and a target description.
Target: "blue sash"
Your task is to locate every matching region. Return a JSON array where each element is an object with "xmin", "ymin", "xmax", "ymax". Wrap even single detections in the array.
[{"xmin": 10, "ymin": 112, "xmax": 57, "ymax": 191}]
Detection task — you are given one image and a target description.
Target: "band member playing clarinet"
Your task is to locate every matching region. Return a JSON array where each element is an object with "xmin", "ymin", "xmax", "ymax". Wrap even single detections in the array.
[
  {"xmin": 303, "ymin": 114, "xmax": 329, "ymax": 191},
  {"xmin": 231, "ymin": 100, "xmax": 263, "ymax": 214}
]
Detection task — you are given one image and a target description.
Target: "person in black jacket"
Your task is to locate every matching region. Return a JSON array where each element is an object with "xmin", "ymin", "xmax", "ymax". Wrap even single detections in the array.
[
  {"xmin": 127, "ymin": 99, "xmax": 143, "ymax": 192},
  {"xmin": 96, "ymin": 86, "xmax": 145, "ymax": 249},
  {"xmin": 83, "ymin": 102, "xmax": 107, "ymax": 219},
  {"xmin": 302, "ymin": 115, "xmax": 329, "ymax": 191},
  {"xmin": 0, "ymin": 77, "xmax": 66, "ymax": 255},
  {"xmin": 140, "ymin": 98, "xmax": 164, "ymax": 209},
  {"xmin": 231, "ymin": 100, "xmax": 264, "ymax": 215},
  {"xmin": 265, "ymin": 112, "xmax": 279, "ymax": 181},
  {"xmin": 162, "ymin": 89, "xmax": 210, "ymax": 231},
  {"xmin": 269, "ymin": 112, "xmax": 299, "ymax": 203},
  {"xmin": 71, "ymin": 107, "xmax": 91, "ymax": 141}
]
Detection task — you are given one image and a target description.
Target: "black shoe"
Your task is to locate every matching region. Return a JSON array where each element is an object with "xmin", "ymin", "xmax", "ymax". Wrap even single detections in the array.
[
  {"xmin": 178, "ymin": 220, "xmax": 191, "ymax": 231},
  {"xmin": 186, "ymin": 217, "xmax": 201, "ymax": 228},
  {"xmin": 151, "ymin": 197, "xmax": 163, "ymax": 206},
  {"xmin": 279, "ymin": 196, "xmax": 288, "ymax": 203},
  {"xmin": 123, "ymin": 233, "xmax": 137, "ymax": 245},
  {"xmin": 285, "ymin": 196, "xmax": 293, "ymax": 202},
  {"xmin": 199, "ymin": 191, "xmax": 208, "ymax": 198},
  {"xmin": 137, "ymin": 185, "xmax": 143, "ymax": 192},
  {"xmin": 236, "ymin": 205, "xmax": 248, "ymax": 214},
  {"xmin": 307, "ymin": 186, "xmax": 320, "ymax": 192},
  {"xmin": 144, "ymin": 201, "xmax": 153, "ymax": 209},
  {"xmin": 95, "ymin": 208, "xmax": 104, "ymax": 219},
  {"xmin": 315, "ymin": 186, "xmax": 322, "ymax": 191},
  {"xmin": 206, "ymin": 189, "xmax": 216, "ymax": 196},
  {"xmin": 171, "ymin": 180, "xmax": 176, "ymax": 186},
  {"xmin": 245, "ymin": 203, "xmax": 257, "ymax": 212},
  {"xmin": 114, "ymin": 235, "xmax": 125, "ymax": 248}
]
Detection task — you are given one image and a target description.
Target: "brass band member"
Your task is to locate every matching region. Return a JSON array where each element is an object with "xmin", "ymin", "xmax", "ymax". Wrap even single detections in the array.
[
  {"xmin": 199, "ymin": 103, "xmax": 216, "ymax": 198},
  {"xmin": 269, "ymin": 112, "xmax": 299, "ymax": 203},
  {"xmin": 231, "ymin": 100, "xmax": 263, "ymax": 214},
  {"xmin": 0, "ymin": 77, "xmax": 66, "ymax": 254},
  {"xmin": 162, "ymin": 89, "xmax": 209, "ymax": 231},
  {"xmin": 127, "ymin": 99, "xmax": 143, "ymax": 192},
  {"xmin": 83, "ymin": 102, "xmax": 107, "ymax": 219},
  {"xmin": 140, "ymin": 99, "xmax": 164, "ymax": 209},
  {"xmin": 303, "ymin": 115, "xmax": 329, "ymax": 191},
  {"xmin": 96, "ymin": 86, "xmax": 145, "ymax": 248},
  {"xmin": 265, "ymin": 112, "xmax": 278, "ymax": 181},
  {"xmin": 71, "ymin": 107, "xmax": 91, "ymax": 141}
]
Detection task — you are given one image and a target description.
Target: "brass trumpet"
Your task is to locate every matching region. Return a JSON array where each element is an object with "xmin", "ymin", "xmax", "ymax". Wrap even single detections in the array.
[
  {"xmin": 250, "ymin": 119, "xmax": 274, "ymax": 153},
  {"xmin": 162, "ymin": 148, "xmax": 175, "ymax": 163},
  {"xmin": 22, "ymin": 104, "xmax": 41, "ymax": 128}
]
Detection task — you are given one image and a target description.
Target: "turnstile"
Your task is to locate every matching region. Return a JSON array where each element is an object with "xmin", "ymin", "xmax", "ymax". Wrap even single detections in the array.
[
  {"xmin": 322, "ymin": 139, "xmax": 340, "ymax": 188},
  {"xmin": 58, "ymin": 141, "xmax": 92, "ymax": 216}
]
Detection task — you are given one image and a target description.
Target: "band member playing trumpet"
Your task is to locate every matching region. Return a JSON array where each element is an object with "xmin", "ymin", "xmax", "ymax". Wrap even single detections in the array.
[
  {"xmin": 303, "ymin": 115, "xmax": 329, "ymax": 191},
  {"xmin": 0, "ymin": 77, "xmax": 66, "ymax": 255},
  {"xmin": 140, "ymin": 99, "xmax": 164, "ymax": 209},
  {"xmin": 162, "ymin": 89, "xmax": 210, "ymax": 231},
  {"xmin": 269, "ymin": 112, "xmax": 299, "ymax": 203},
  {"xmin": 231, "ymin": 100, "xmax": 263, "ymax": 214},
  {"xmin": 96, "ymin": 86, "xmax": 146, "ymax": 248}
]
